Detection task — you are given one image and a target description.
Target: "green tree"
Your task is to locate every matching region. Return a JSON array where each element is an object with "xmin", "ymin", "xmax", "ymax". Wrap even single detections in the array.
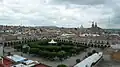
[
  {"xmin": 57, "ymin": 64, "xmax": 68, "ymax": 67},
  {"xmin": 29, "ymin": 44, "xmax": 40, "ymax": 48},
  {"xmin": 106, "ymin": 41, "xmax": 109, "ymax": 45},
  {"xmin": 29, "ymin": 48, "xmax": 39, "ymax": 54},
  {"xmin": 92, "ymin": 50, "xmax": 96, "ymax": 54},
  {"xmin": 76, "ymin": 59, "xmax": 81, "ymax": 64},
  {"xmin": 23, "ymin": 47, "xmax": 29, "ymax": 53},
  {"xmin": 87, "ymin": 52, "xmax": 92, "ymax": 56},
  {"xmin": 14, "ymin": 45, "xmax": 22, "ymax": 51}
]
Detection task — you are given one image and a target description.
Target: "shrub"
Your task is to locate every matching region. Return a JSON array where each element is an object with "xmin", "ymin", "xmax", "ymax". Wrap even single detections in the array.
[
  {"xmin": 29, "ymin": 48, "xmax": 39, "ymax": 54},
  {"xmin": 76, "ymin": 59, "xmax": 81, "ymax": 64},
  {"xmin": 57, "ymin": 64, "xmax": 68, "ymax": 67}
]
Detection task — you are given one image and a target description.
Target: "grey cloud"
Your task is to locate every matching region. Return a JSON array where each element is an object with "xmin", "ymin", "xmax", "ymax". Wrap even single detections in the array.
[
  {"xmin": 0, "ymin": 0, "xmax": 3, "ymax": 2},
  {"xmin": 51, "ymin": 0, "xmax": 105, "ymax": 5},
  {"xmin": 1, "ymin": 0, "xmax": 120, "ymax": 28},
  {"xmin": 104, "ymin": 1, "xmax": 120, "ymax": 28}
]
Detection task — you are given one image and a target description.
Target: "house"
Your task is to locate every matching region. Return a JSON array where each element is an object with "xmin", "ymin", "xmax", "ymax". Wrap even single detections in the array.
[{"xmin": 0, "ymin": 57, "xmax": 13, "ymax": 67}]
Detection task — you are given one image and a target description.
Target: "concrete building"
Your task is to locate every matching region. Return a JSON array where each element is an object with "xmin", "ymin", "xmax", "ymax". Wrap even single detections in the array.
[{"xmin": 74, "ymin": 52, "xmax": 103, "ymax": 67}]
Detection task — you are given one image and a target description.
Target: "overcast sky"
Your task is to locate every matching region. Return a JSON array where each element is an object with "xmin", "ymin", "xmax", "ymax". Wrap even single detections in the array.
[{"xmin": 0, "ymin": 0, "xmax": 120, "ymax": 28}]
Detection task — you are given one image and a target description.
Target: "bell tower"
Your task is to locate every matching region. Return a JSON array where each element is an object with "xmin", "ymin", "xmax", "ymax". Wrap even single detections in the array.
[
  {"xmin": 95, "ymin": 22, "xmax": 97, "ymax": 28},
  {"xmin": 92, "ymin": 21, "xmax": 94, "ymax": 28}
]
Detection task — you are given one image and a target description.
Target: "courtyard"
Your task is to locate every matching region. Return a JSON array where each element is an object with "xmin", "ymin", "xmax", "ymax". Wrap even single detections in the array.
[{"xmin": 3, "ymin": 39, "xmax": 116, "ymax": 67}]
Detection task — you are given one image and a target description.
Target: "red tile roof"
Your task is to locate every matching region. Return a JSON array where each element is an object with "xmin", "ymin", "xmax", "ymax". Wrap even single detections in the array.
[{"xmin": 0, "ymin": 58, "xmax": 13, "ymax": 67}]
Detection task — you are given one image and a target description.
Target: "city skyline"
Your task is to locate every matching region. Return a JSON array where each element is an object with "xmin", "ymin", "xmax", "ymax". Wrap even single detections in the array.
[{"xmin": 0, "ymin": 0, "xmax": 120, "ymax": 28}]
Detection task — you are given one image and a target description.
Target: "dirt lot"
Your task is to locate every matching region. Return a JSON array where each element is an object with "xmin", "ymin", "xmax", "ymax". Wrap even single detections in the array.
[
  {"xmin": 111, "ymin": 52, "xmax": 120, "ymax": 61},
  {"xmin": 96, "ymin": 49, "xmax": 120, "ymax": 67}
]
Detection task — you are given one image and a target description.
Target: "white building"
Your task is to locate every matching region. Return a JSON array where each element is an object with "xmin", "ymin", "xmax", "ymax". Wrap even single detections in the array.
[
  {"xmin": 79, "ymin": 33, "xmax": 100, "ymax": 37},
  {"xmin": 74, "ymin": 52, "xmax": 103, "ymax": 67},
  {"xmin": 61, "ymin": 33, "xmax": 76, "ymax": 38},
  {"xmin": 111, "ymin": 44, "xmax": 120, "ymax": 49},
  {"xmin": 48, "ymin": 39, "xmax": 57, "ymax": 44}
]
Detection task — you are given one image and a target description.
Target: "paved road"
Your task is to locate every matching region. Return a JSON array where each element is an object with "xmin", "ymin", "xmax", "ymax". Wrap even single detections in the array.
[{"xmin": 5, "ymin": 47, "xmax": 119, "ymax": 67}]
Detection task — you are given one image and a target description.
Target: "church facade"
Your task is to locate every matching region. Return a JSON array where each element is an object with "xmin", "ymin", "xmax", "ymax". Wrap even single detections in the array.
[{"xmin": 80, "ymin": 21, "xmax": 104, "ymax": 35}]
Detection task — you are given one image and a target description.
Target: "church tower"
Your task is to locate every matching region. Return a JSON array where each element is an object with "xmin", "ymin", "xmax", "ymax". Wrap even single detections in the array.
[
  {"xmin": 95, "ymin": 22, "xmax": 97, "ymax": 28},
  {"xmin": 80, "ymin": 25, "xmax": 84, "ymax": 29},
  {"xmin": 92, "ymin": 21, "xmax": 94, "ymax": 28}
]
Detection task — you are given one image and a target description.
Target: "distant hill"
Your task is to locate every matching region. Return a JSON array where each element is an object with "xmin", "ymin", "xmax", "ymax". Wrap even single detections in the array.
[{"xmin": 104, "ymin": 29, "xmax": 120, "ymax": 32}]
